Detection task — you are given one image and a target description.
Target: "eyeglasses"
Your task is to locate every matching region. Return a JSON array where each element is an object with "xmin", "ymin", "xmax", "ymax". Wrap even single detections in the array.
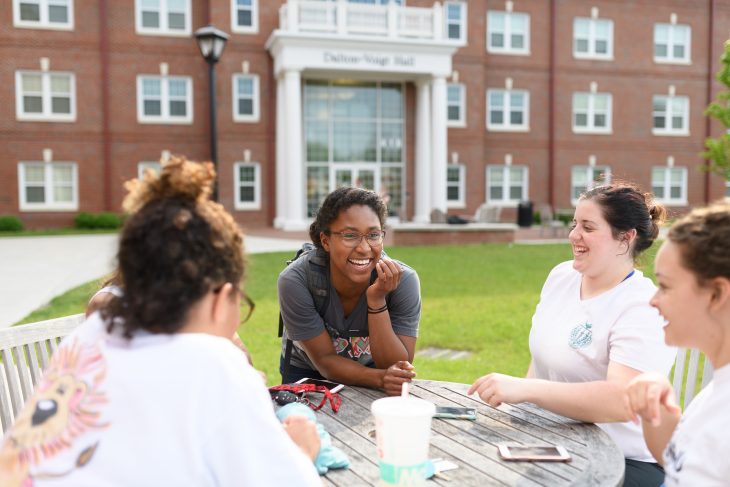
[
  {"xmin": 240, "ymin": 290, "xmax": 255, "ymax": 324},
  {"xmin": 214, "ymin": 284, "xmax": 255, "ymax": 324},
  {"xmin": 330, "ymin": 230, "xmax": 386, "ymax": 248}
]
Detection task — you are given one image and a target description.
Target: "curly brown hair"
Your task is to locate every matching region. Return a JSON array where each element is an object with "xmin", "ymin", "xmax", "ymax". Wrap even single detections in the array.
[
  {"xmin": 668, "ymin": 199, "xmax": 730, "ymax": 284},
  {"xmin": 103, "ymin": 156, "xmax": 245, "ymax": 337},
  {"xmin": 581, "ymin": 182, "xmax": 667, "ymax": 261},
  {"xmin": 309, "ymin": 187, "xmax": 387, "ymax": 248}
]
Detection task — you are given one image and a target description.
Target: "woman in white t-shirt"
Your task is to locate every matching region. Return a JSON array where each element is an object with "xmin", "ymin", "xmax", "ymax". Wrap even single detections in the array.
[
  {"xmin": 0, "ymin": 157, "xmax": 321, "ymax": 487},
  {"xmin": 625, "ymin": 200, "xmax": 730, "ymax": 486},
  {"xmin": 469, "ymin": 183, "xmax": 676, "ymax": 487}
]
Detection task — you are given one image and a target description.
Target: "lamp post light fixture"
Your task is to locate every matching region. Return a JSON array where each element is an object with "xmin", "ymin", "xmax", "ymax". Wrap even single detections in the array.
[{"xmin": 194, "ymin": 24, "xmax": 230, "ymax": 201}]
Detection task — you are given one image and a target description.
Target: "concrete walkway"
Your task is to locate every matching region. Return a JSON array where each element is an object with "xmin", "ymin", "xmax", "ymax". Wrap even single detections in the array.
[{"xmin": 0, "ymin": 233, "xmax": 303, "ymax": 329}]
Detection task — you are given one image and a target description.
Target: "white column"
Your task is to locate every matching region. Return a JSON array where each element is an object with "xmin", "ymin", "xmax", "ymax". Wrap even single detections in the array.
[
  {"xmin": 414, "ymin": 79, "xmax": 431, "ymax": 223},
  {"xmin": 274, "ymin": 75, "xmax": 286, "ymax": 228},
  {"xmin": 430, "ymin": 74, "xmax": 448, "ymax": 214},
  {"xmin": 284, "ymin": 69, "xmax": 304, "ymax": 228}
]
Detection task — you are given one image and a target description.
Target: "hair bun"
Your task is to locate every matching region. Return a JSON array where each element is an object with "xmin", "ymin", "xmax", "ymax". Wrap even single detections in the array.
[{"xmin": 123, "ymin": 156, "xmax": 215, "ymax": 214}]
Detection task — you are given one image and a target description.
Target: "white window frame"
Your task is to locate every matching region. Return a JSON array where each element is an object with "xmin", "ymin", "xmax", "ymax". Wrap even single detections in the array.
[
  {"xmin": 446, "ymin": 164, "xmax": 466, "ymax": 208},
  {"xmin": 137, "ymin": 75, "xmax": 193, "ymax": 124},
  {"xmin": 486, "ymin": 10, "xmax": 530, "ymax": 55},
  {"xmin": 652, "ymin": 95, "xmax": 689, "ymax": 136},
  {"xmin": 654, "ymin": 23, "xmax": 691, "ymax": 64},
  {"xmin": 486, "ymin": 165, "xmax": 529, "ymax": 206},
  {"xmin": 652, "ymin": 166, "xmax": 688, "ymax": 206},
  {"xmin": 447, "ymin": 83, "xmax": 466, "ymax": 127},
  {"xmin": 232, "ymin": 74, "xmax": 260, "ymax": 123},
  {"xmin": 234, "ymin": 162, "xmax": 261, "ymax": 210},
  {"xmin": 135, "ymin": 0, "xmax": 191, "ymax": 36},
  {"xmin": 573, "ymin": 17, "xmax": 613, "ymax": 60},
  {"xmin": 137, "ymin": 161, "xmax": 162, "ymax": 179},
  {"xmin": 444, "ymin": 1, "xmax": 466, "ymax": 44},
  {"xmin": 570, "ymin": 165, "xmax": 612, "ymax": 205},
  {"xmin": 572, "ymin": 92, "xmax": 612, "ymax": 134},
  {"xmin": 15, "ymin": 70, "xmax": 76, "ymax": 122},
  {"xmin": 231, "ymin": 0, "xmax": 259, "ymax": 34},
  {"xmin": 17, "ymin": 161, "xmax": 78, "ymax": 211},
  {"xmin": 13, "ymin": 0, "xmax": 74, "ymax": 30},
  {"xmin": 486, "ymin": 89, "xmax": 529, "ymax": 132}
]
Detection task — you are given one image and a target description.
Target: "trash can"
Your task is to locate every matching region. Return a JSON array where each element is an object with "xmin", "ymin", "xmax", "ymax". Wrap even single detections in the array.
[{"xmin": 517, "ymin": 201, "xmax": 533, "ymax": 228}]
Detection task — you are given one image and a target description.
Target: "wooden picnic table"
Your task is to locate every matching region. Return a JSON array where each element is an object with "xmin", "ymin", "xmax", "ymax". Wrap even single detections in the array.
[{"xmin": 316, "ymin": 379, "xmax": 625, "ymax": 486}]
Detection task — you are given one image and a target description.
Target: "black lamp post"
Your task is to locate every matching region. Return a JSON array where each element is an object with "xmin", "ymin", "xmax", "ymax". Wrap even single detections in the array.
[{"xmin": 194, "ymin": 24, "xmax": 229, "ymax": 201}]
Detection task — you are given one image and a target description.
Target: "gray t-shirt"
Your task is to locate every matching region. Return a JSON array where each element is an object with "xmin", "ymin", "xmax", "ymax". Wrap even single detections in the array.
[{"xmin": 278, "ymin": 252, "xmax": 421, "ymax": 370}]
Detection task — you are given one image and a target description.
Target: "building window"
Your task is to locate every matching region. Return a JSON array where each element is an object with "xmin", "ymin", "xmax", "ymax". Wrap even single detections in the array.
[
  {"xmin": 652, "ymin": 166, "xmax": 687, "ymax": 205},
  {"xmin": 13, "ymin": 0, "xmax": 73, "ymax": 29},
  {"xmin": 571, "ymin": 165, "xmax": 611, "ymax": 203},
  {"xmin": 304, "ymin": 80, "xmax": 404, "ymax": 217},
  {"xmin": 445, "ymin": 1, "xmax": 466, "ymax": 43},
  {"xmin": 572, "ymin": 92, "xmax": 612, "ymax": 134},
  {"xmin": 446, "ymin": 164, "xmax": 465, "ymax": 208},
  {"xmin": 138, "ymin": 161, "xmax": 162, "ymax": 179},
  {"xmin": 654, "ymin": 23, "xmax": 691, "ymax": 64},
  {"xmin": 137, "ymin": 76, "xmax": 193, "ymax": 124},
  {"xmin": 234, "ymin": 162, "xmax": 261, "ymax": 210},
  {"xmin": 135, "ymin": 0, "xmax": 191, "ymax": 36},
  {"xmin": 487, "ymin": 89, "xmax": 529, "ymax": 132},
  {"xmin": 231, "ymin": 0, "xmax": 258, "ymax": 34},
  {"xmin": 487, "ymin": 10, "xmax": 530, "ymax": 55},
  {"xmin": 18, "ymin": 162, "xmax": 78, "ymax": 211},
  {"xmin": 447, "ymin": 83, "xmax": 465, "ymax": 127},
  {"xmin": 653, "ymin": 95, "xmax": 689, "ymax": 136},
  {"xmin": 573, "ymin": 17, "xmax": 613, "ymax": 59},
  {"xmin": 486, "ymin": 165, "xmax": 528, "ymax": 205},
  {"xmin": 15, "ymin": 71, "xmax": 75, "ymax": 122},
  {"xmin": 232, "ymin": 74, "xmax": 260, "ymax": 122}
]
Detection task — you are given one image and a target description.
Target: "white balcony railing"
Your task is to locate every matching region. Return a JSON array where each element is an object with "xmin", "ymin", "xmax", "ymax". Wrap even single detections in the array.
[{"xmin": 279, "ymin": 0, "xmax": 446, "ymax": 41}]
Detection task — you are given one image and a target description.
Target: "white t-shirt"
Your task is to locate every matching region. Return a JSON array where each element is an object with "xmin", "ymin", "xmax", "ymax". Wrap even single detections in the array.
[
  {"xmin": 663, "ymin": 364, "xmax": 730, "ymax": 486},
  {"xmin": 529, "ymin": 261, "xmax": 676, "ymax": 462},
  {"xmin": 0, "ymin": 313, "xmax": 321, "ymax": 487}
]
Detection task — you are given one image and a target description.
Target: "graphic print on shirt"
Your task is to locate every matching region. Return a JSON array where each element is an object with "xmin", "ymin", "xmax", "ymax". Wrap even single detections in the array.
[
  {"xmin": 569, "ymin": 322, "xmax": 593, "ymax": 349},
  {"xmin": 325, "ymin": 323, "xmax": 372, "ymax": 361},
  {"xmin": 0, "ymin": 339, "xmax": 109, "ymax": 487},
  {"xmin": 663, "ymin": 433, "xmax": 686, "ymax": 481}
]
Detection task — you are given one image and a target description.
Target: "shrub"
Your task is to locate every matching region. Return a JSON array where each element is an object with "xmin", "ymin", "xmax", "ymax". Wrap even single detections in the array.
[
  {"xmin": 0, "ymin": 216, "xmax": 23, "ymax": 232},
  {"xmin": 74, "ymin": 212, "xmax": 122, "ymax": 229}
]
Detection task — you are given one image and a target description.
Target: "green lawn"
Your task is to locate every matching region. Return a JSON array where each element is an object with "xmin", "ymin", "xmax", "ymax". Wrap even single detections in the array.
[
  {"xmin": 16, "ymin": 243, "xmax": 661, "ymax": 386},
  {"xmin": 0, "ymin": 228, "xmax": 119, "ymax": 238}
]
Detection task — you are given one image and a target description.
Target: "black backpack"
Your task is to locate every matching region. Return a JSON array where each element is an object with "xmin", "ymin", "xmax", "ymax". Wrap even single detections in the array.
[
  {"xmin": 278, "ymin": 243, "xmax": 388, "ymax": 383},
  {"xmin": 278, "ymin": 243, "xmax": 330, "ymax": 384}
]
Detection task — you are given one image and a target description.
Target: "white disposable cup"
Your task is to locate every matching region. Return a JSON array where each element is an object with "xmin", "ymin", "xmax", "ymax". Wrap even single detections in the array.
[{"xmin": 371, "ymin": 396, "xmax": 436, "ymax": 486}]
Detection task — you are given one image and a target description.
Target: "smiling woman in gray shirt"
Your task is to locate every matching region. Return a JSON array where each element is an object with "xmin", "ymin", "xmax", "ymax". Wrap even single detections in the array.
[{"xmin": 278, "ymin": 187, "xmax": 421, "ymax": 396}]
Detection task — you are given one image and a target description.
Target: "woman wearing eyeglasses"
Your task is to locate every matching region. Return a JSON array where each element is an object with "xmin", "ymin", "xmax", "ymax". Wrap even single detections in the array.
[
  {"xmin": 0, "ymin": 157, "xmax": 321, "ymax": 486},
  {"xmin": 278, "ymin": 187, "xmax": 422, "ymax": 396}
]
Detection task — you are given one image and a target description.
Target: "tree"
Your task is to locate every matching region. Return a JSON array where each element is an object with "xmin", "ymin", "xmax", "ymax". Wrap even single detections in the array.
[{"xmin": 703, "ymin": 40, "xmax": 730, "ymax": 182}]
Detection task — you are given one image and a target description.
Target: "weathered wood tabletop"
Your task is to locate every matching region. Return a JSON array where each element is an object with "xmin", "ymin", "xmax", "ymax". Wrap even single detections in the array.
[{"xmin": 316, "ymin": 379, "xmax": 624, "ymax": 486}]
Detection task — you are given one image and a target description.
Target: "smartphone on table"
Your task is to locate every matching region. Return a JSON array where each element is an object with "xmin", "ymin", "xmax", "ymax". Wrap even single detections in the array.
[
  {"xmin": 294, "ymin": 377, "xmax": 345, "ymax": 393},
  {"xmin": 433, "ymin": 406, "xmax": 477, "ymax": 420},
  {"xmin": 497, "ymin": 444, "xmax": 571, "ymax": 462}
]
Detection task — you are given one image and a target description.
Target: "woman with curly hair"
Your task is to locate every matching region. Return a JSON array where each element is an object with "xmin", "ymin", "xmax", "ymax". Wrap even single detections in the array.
[
  {"xmin": 0, "ymin": 157, "xmax": 320, "ymax": 486},
  {"xmin": 625, "ymin": 200, "xmax": 730, "ymax": 486},
  {"xmin": 278, "ymin": 187, "xmax": 421, "ymax": 396}
]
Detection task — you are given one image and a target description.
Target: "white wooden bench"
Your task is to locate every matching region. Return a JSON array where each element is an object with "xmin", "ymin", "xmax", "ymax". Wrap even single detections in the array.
[
  {"xmin": 672, "ymin": 348, "xmax": 713, "ymax": 410},
  {"xmin": 0, "ymin": 313, "xmax": 85, "ymax": 435}
]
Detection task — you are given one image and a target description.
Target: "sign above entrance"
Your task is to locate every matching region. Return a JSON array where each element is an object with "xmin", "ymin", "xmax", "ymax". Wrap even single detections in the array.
[
  {"xmin": 267, "ymin": 34, "xmax": 457, "ymax": 77},
  {"xmin": 323, "ymin": 51, "xmax": 415, "ymax": 68}
]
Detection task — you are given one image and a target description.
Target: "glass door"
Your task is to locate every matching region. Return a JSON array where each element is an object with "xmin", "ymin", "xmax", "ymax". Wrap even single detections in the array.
[{"xmin": 333, "ymin": 165, "xmax": 377, "ymax": 191}]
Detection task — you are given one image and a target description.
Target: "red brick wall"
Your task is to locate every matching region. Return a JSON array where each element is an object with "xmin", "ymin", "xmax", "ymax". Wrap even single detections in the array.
[{"xmin": 1, "ymin": 0, "xmax": 729, "ymax": 229}]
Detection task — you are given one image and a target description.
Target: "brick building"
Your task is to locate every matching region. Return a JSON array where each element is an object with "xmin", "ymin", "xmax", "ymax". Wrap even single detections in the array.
[{"xmin": 2, "ymin": 0, "xmax": 729, "ymax": 230}]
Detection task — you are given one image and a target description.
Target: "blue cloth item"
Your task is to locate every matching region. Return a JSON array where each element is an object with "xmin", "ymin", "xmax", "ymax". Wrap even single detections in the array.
[{"xmin": 276, "ymin": 403, "xmax": 351, "ymax": 474}]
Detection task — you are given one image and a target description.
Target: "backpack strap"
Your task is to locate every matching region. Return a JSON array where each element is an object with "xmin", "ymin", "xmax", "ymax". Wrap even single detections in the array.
[{"xmin": 281, "ymin": 245, "xmax": 330, "ymax": 384}]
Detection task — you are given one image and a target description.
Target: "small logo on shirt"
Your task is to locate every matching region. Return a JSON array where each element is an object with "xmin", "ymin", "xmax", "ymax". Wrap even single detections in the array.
[{"xmin": 569, "ymin": 322, "xmax": 593, "ymax": 349}]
